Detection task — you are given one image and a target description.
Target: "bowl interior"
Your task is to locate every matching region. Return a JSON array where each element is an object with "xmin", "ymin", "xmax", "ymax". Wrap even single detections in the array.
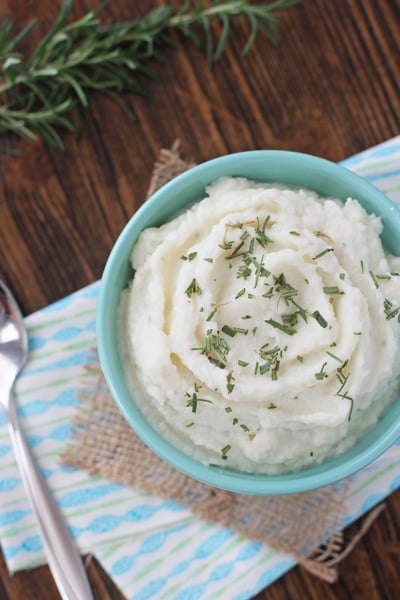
[{"xmin": 97, "ymin": 150, "xmax": 400, "ymax": 494}]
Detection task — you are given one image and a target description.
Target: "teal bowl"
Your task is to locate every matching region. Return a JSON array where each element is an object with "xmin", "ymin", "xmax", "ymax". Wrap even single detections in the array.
[{"xmin": 97, "ymin": 150, "xmax": 400, "ymax": 495}]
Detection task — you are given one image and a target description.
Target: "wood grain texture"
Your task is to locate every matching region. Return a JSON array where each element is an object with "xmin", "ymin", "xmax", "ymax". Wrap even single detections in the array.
[{"xmin": 0, "ymin": 0, "xmax": 399, "ymax": 598}]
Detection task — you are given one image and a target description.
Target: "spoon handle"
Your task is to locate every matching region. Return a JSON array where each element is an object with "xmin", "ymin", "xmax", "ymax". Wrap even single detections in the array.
[{"xmin": 7, "ymin": 397, "xmax": 94, "ymax": 600}]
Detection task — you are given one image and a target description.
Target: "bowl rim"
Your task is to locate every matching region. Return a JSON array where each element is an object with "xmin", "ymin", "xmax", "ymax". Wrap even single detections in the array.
[{"xmin": 97, "ymin": 149, "xmax": 400, "ymax": 495}]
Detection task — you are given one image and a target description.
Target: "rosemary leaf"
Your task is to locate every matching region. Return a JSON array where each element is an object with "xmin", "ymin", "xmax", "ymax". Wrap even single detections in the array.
[{"xmin": 0, "ymin": 0, "xmax": 300, "ymax": 150}]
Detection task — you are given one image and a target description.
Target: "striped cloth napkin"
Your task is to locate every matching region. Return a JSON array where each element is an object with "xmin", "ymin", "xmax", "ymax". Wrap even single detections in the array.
[{"xmin": 0, "ymin": 136, "xmax": 399, "ymax": 600}]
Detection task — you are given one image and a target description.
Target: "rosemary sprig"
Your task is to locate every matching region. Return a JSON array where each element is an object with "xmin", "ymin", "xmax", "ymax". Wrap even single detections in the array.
[{"xmin": 0, "ymin": 0, "xmax": 300, "ymax": 150}]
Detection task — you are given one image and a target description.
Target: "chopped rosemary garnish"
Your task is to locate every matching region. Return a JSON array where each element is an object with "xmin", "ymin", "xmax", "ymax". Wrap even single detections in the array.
[
  {"xmin": 326, "ymin": 350, "xmax": 343, "ymax": 363},
  {"xmin": 235, "ymin": 288, "xmax": 246, "ymax": 299},
  {"xmin": 265, "ymin": 318, "xmax": 297, "ymax": 336},
  {"xmin": 221, "ymin": 324, "xmax": 237, "ymax": 337},
  {"xmin": 259, "ymin": 362, "xmax": 270, "ymax": 375},
  {"xmin": 254, "ymin": 216, "xmax": 274, "ymax": 247},
  {"xmin": 273, "ymin": 273, "xmax": 298, "ymax": 305},
  {"xmin": 185, "ymin": 383, "xmax": 213, "ymax": 413},
  {"xmin": 192, "ymin": 329, "xmax": 230, "ymax": 367},
  {"xmin": 258, "ymin": 344, "xmax": 286, "ymax": 379},
  {"xmin": 314, "ymin": 361, "xmax": 328, "ymax": 380},
  {"xmin": 226, "ymin": 371, "xmax": 235, "ymax": 393},
  {"xmin": 221, "ymin": 324, "xmax": 249, "ymax": 337},
  {"xmin": 238, "ymin": 360, "xmax": 249, "ymax": 367},
  {"xmin": 323, "ymin": 286, "xmax": 343, "ymax": 295},
  {"xmin": 219, "ymin": 240, "xmax": 234, "ymax": 251},
  {"xmin": 369, "ymin": 270, "xmax": 379, "ymax": 289},
  {"xmin": 206, "ymin": 308, "xmax": 217, "ymax": 321},
  {"xmin": 312, "ymin": 248, "xmax": 334, "ymax": 260},
  {"xmin": 221, "ymin": 444, "xmax": 231, "ymax": 460},
  {"xmin": 311, "ymin": 310, "xmax": 328, "ymax": 328},
  {"xmin": 226, "ymin": 240, "xmax": 246, "ymax": 260},
  {"xmin": 360, "ymin": 259, "xmax": 365, "ymax": 274},
  {"xmin": 240, "ymin": 424, "xmax": 250, "ymax": 432},
  {"xmin": 282, "ymin": 312, "xmax": 299, "ymax": 327},
  {"xmin": 376, "ymin": 274, "xmax": 391, "ymax": 280},
  {"xmin": 237, "ymin": 264, "xmax": 252, "ymax": 279},
  {"xmin": 296, "ymin": 355, "xmax": 304, "ymax": 362},
  {"xmin": 185, "ymin": 278, "xmax": 202, "ymax": 298},
  {"xmin": 268, "ymin": 402, "xmax": 277, "ymax": 409},
  {"xmin": 339, "ymin": 272, "xmax": 346, "ymax": 280},
  {"xmin": 335, "ymin": 360, "xmax": 353, "ymax": 421},
  {"xmin": 203, "ymin": 257, "xmax": 214, "ymax": 263},
  {"xmin": 289, "ymin": 230, "xmax": 300, "ymax": 236},
  {"xmin": 225, "ymin": 406, "xmax": 232, "ymax": 413},
  {"xmin": 383, "ymin": 298, "xmax": 400, "ymax": 321},
  {"xmin": 181, "ymin": 251, "xmax": 198, "ymax": 261}
]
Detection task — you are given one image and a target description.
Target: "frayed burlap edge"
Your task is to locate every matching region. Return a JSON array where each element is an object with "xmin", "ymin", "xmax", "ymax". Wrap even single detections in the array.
[
  {"xmin": 61, "ymin": 141, "xmax": 385, "ymax": 584},
  {"xmin": 62, "ymin": 360, "xmax": 384, "ymax": 584}
]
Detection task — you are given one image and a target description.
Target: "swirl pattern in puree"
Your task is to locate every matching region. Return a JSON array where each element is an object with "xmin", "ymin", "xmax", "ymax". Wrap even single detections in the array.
[{"xmin": 120, "ymin": 177, "xmax": 400, "ymax": 474}]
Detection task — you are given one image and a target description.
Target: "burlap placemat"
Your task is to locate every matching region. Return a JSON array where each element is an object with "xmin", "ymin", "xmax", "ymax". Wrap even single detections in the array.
[{"xmin": 61, "ymin": 141, "xmax": 384, "ymax": 583}]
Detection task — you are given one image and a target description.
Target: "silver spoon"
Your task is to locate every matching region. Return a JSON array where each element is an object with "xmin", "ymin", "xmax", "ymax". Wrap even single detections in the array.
[{"xmin": 0, "ymin": 281, "xmax": 94, "ymax": 600}]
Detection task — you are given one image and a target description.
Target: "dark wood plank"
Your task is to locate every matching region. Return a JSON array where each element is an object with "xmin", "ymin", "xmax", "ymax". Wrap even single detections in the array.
[{"xmin": 0, "ymin": 0, "xmax": 399, "ymax": 598}]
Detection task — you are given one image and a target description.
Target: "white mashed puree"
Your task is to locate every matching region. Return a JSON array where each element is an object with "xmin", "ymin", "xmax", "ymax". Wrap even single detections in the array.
[{"xmin": 120, "ymin": 177, "xmax": 400, "ymax": 474}]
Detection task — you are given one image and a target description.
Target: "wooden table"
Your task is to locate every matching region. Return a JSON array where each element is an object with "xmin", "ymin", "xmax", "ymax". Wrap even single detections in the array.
[{"xmin": 0, "ymin": 1, "xmax": 399, "ymax": 598}]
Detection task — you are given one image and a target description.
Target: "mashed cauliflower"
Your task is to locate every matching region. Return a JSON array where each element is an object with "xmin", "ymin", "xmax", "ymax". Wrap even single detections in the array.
[{"xmin": 120, "ymin": 177, "xmax": 400, "ymax": 474}]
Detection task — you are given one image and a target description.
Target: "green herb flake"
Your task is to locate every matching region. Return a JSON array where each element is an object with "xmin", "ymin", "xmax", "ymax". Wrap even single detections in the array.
[
  {"xmin": 289, "ymin": 230, "xmax": 300, "ymax": 236},
  {"xmin": 326, "ymin": 350, "xmax": 343, "ymax": 363},
  {"xmin": 221, "ymin": 444, "xmax": 231, "ymax": 460},
  {"xmin": 323, "ymin": 286, "xmax": 342, "ymax": 295},
  {"xmin": 312, "ymin": 248, "xmax": 334, "ymax": 260},
  {"xmin": 265, "ymin": 318, "xmax": 297, "ymax": 336},
  {"xmin": 314, "ymin": 361, "xmax": 328, "ymax": 380},
  {"xmin": 185, "ymin": 278, "xmax": 202, "ymax": 298},
  {"xmin": 268, "ymin": 402, "xmax": 277, "ymax": 409},
  {"xmin": 383, "ymin": 298, "xmax": 400, "ymax": 321},
  {"xmin": 185, "ymin": 384, "xmax": 213, "ymax": 413},
  {"xmin": 259, "ymin": 362, "xmax": 270, "ymax": 375},
  {"xmin": 221, "ymin": 324, "xmax": 237, "ymax": 337},
  {"xmin": 206, "ymin": 308, "xmax": 217, "ymax": 321},
  {"xmin": 226, "ymin": 371, "xmax": 235, "ymax": 394},
  {"xmin": 181, "ymin": 251, "xmax": 197, "ymax": 262},
  {"xmin": 238, "ymin": 360, "xmax": 249, "ymax": 367},
  {"xmin": 369, "ymin": 270, "xmax": 379, "ymax": 289},
  {"xmin": 235, "ymin": 288, "xmax": 246, "ymax": 299},
  {"xmin": 311, "ymin": 310, "xmax": 328, "ymax": 328}
]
